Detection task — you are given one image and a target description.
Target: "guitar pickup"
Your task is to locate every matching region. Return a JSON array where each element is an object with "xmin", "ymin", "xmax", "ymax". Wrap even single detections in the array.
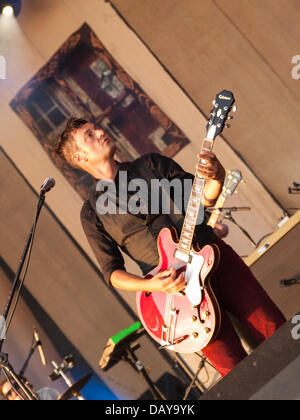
[{"xmin": 174, "ymin": 249, "xmax": 193, "ymax": 264}]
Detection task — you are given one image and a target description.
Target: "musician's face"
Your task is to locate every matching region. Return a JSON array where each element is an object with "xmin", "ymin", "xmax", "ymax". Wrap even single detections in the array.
[{"xmin": 71, "ymin": 123, "xmax": 116, "ymax": 167}]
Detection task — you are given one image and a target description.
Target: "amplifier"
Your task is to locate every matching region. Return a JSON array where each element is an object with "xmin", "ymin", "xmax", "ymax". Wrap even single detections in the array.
[
  {"xmin": 243, "ymin": 211, "xmax": 300, "ymax": 320},
  {"xmin": 200, "ymin": 314, "xmax": 300, "ymax": 400}
]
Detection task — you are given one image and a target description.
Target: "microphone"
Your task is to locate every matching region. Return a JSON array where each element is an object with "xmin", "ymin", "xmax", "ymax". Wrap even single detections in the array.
[
  {"xmin": 33, "ymin": 327, "xmax": 47, "ymax": 366},
  {"xmin": 40, "ymin": 178, "xmax": 56, "ymax": 195}
]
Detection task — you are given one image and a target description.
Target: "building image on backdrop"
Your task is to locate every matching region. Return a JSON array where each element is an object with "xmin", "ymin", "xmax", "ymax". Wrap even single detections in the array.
[{"xmin": 0, "ymin": 0, "xmax": 299, "ymax": 401}]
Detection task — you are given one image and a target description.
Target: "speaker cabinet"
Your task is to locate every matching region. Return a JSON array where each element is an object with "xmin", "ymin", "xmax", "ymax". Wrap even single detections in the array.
[
  {"xmin": 244, "ymin": 211, "xmax": 300, "ymax": 320},
  {"xmin": 201, "ymin": 314, "xmax": 300, "ymax": 400}
]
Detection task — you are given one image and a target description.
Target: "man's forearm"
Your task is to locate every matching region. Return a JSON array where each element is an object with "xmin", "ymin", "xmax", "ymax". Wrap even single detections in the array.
[
  {"xmin": 196, "ymin": 152, "xmax": 225, "ymax": 207},
  {"xmin": 110, "ymin": 270, "xmax": 148, "ymax": 291},
  {"xmin": 203, "ymin": 177, "xmax": 224, "ymax": 206}
]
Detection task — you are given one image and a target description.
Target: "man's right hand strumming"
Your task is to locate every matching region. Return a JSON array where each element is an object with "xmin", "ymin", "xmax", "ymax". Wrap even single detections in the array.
[
  {"xmin": 147, "ymin": 268, "xmax": 186, "ymax": 293},
  {"xmin": 111, "ymin": 268, "xmax": 186, "ymax": 294}
]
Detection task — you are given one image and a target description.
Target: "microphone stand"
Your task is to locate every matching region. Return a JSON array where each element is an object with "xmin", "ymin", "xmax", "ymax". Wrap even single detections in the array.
[
  {"xmin": 0, "ymin": 190, "xmax": 47, "ymax": 400},
  {"xmin": 19, "ymin": 333, "xmax": 40, "ymax": 379},
  {"xmin": 207, "ymin": 206, "xmax": 257, "ymax": 247}
]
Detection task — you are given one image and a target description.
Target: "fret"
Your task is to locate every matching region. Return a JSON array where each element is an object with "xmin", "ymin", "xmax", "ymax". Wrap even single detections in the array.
[
  {"xmin": 186, "ymin": 209, "xmax": 199, "ymax": 220},
  {"xmin": 195, "ymin": 178, "xmax": 205, "ymax": 185},
  {"xmin": 180, "ymin": 243, "xmax": 190, "ymax": 251},
  {"xmin": 192, "ymin": 191, "xmax": 201, "ymax": 197},
  {"xmin": 188, "ymin": 210, "xmax": 198, "ymax": 217},
  {"xmin": 182, "ymin": 227, "xmax": 193, "ymax": 234},
  {"xmin": 187, "ymin": 211, "xmax": 197, "ymax": 218},
  {"xmin": 195, "ymin": 176, "xmax": 205, "ymax": 183},
  {"xmin": 182, "ymin": 225, "xmax": 194, "ymax": 234},
  {"xmin": 188, "ymin": 203, "xmax": 199, "ymax": 209},
  {"xmin": 202, "ymin": 138, "xmax": 214, "ymax": 152},
  {"xmin": 182, "ymin": 228, "xmax": 193, "ymax": 234},
  {"xmin": 190, "ymin": 201, "xmax": 198, "ymax": 207},
  {"xmin": 184, "ymin": 219, "xmax": 195, "ymax": 227},
  {"xmin": 182, "ymin": 233, "xmax": 193, "ymax": 240}
]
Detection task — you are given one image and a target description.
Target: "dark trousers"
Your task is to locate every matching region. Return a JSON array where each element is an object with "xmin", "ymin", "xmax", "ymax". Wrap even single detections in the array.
[{"xmin": 201, "ymin": 239, "xmax": 286, "ymax": 377}]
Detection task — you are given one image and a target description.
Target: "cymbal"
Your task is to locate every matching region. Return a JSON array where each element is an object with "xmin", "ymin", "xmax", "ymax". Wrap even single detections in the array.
[{"xmin": 57, "ymin": 373, "xmax": 93, "ymax": 401}]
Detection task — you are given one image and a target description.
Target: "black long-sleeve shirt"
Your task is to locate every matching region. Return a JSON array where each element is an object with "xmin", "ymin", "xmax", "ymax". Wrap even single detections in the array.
[{"xmin": 81, "ymin": 153, "xmax": 217, "ymax": 285}]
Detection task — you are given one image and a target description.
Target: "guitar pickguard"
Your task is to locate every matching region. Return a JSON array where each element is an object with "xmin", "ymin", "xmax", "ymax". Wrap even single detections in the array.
[{"xmin": 184, "ymin": 252, "xmax": 205, "ymax": 306}]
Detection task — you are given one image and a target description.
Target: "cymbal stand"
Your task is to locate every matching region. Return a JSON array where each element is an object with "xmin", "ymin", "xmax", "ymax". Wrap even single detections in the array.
[
  {"xmin": 50, "ymin": 357, "xmax": 85, "ymax": 401},
  {"xmin": 122, "ymin": 344, "xmax": 166, "ymax": 400},
  {"xmin": 182, "ymin": 357, "xmax": 206, "ymax": 400}
]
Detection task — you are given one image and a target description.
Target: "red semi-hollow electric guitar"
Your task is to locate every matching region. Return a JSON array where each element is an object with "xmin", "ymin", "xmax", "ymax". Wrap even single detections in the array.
[{"xmin": 137, "ymin": 90, "xmax": 236, "ymax": 353}]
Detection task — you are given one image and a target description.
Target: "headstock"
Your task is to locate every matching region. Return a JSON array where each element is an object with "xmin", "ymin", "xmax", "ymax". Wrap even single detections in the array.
[
  {"xmin": 222, "ymin": 169, "xmax": 243, "ymax": 198},
  {"xmin": 206, "ymin": 90, "xmax": 236, "ymax": 140}
]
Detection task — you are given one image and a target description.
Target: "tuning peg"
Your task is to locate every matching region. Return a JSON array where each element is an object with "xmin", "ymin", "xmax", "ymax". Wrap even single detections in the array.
[
  {"xmin": 212, "ymin": 100, "xmax": 216, "ymax": 105},
  {"xmin": 225, "ymin": 124, "xmax": 231, "ymax": 128},
  {"xmin": 231, "ymin": 105, "xmax": 237, "ymax": 112},
  {"xmin": 227, "ymin": 115, "xmax": 234, "ymax": 120}
]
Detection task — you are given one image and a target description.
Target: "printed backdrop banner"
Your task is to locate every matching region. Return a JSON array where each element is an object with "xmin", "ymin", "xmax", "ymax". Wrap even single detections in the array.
[{"xmin": 10, "ymin": 23, "xmax": 190, "ymax": 200}]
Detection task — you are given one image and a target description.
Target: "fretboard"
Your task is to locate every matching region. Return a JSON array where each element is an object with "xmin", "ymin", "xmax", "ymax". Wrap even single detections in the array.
[{"xmin": 177, "ymin": 137, "xmax": 214, "ymax": 256}]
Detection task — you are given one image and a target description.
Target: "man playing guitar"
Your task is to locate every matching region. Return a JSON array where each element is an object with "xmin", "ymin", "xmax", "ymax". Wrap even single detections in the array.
[{"xmin": 56, "ymin": 116, "xmax": 285, "ymax": 377}]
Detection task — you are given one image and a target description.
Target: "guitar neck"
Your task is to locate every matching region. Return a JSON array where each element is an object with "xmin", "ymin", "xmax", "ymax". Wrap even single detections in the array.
[
  {"xmin": 207, "ymin": 195, "xmax": 226, "ymax": 228},
  {"xmin": 175, "ymin": 89, "xmax": 236, "ymax": 260},
  {"xmin": 177, "ymin": 138, "xmax": 215, "ymax": 257}
]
